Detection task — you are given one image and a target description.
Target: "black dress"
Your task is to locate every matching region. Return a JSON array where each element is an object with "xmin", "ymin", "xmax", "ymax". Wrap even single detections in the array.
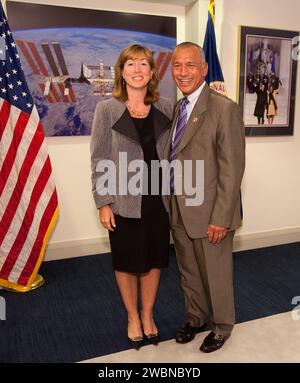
[{"xmin": 109, "ymin": 108, "xmax": 170, "ymax": 273}]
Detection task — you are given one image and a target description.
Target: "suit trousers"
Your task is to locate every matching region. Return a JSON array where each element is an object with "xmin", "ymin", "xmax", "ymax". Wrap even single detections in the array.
[{"xmin": 170, "ymin": 194, "xmax": 235, "ymax": 336}]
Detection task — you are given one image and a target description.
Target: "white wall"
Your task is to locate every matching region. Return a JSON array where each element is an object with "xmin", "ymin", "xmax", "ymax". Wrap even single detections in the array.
[{"xmin": 3, "ymin": 0, "xmax": 300, "ymax": 259}]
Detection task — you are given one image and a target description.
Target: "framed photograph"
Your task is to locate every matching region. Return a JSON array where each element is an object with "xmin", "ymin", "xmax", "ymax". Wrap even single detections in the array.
[
  {"xmin": 238, "ymin": 26, "xmax": 299, "ymax": 136},
  {"xmin": 6, "ymin": 1, "xmax": 176, "ymax": 136}
]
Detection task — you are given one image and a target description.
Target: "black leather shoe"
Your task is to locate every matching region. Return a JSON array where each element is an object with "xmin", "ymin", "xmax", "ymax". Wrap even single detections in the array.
[
  {"xmin": 175, "ymin": 322, "xmax": 206, "ymax": 344},
  {"xmin": 199, "ymin": 331, "xmax": 229, "ymax": 353},
  {"xmin": 128, "ymin": 336, "xmax": 143, "ymax": 350}
]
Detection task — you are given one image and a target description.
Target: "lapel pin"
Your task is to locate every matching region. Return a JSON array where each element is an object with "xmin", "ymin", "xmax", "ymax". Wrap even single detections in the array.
[{"xmin": 192, "ymin": 117, "xmax": 198, "ymax": 123}]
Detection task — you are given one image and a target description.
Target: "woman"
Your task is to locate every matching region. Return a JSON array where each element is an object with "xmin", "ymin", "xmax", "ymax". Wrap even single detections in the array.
[
  {"xmin": 267, "ymin": 84, "xmax": 280, "ymax": 124},
  {"xmin": 90, "ymin": 45, "xmax": 173, "ymax": 349}
]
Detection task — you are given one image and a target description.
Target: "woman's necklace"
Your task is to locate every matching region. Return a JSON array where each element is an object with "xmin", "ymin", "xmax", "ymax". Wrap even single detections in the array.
[{"xmin": 126, "ymin": 102, "xmax": 150, "ymax": 118}]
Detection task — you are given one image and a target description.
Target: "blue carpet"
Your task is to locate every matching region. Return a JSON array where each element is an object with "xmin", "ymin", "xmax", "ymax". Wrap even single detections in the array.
[{"xmin": 0, "ymin": 242, "xmax": 300, "ymax": 363}]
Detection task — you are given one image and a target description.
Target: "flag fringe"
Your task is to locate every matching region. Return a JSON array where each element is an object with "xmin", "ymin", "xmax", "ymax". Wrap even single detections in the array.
[{"xmin": 0, "ymin": 206, "xmax": 59, "ymax": 292}]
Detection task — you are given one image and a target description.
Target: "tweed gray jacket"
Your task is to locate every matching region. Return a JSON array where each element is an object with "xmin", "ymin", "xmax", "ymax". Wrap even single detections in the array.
[{"xmin": 90, "ymin": 97, "xmax": 173, "ymax": 218}]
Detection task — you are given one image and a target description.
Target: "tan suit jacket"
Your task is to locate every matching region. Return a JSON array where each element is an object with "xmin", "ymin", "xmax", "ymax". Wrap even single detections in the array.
[{"xmin": 164, "ymin": 83, "xmax": 245, "ymax": 239}]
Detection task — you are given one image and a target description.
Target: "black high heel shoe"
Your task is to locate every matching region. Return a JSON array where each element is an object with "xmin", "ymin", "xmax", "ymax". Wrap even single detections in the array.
[
  {"xmin": 141, "ymin": 313, "xmax": 159, "ymax": 345},
  {"xmin": 144, "ymin": 332, "xmax": 159, "ymax": 345},
  {"xmin": 128, "ymin": 336, "xmax": 143, "ymax": 350}
]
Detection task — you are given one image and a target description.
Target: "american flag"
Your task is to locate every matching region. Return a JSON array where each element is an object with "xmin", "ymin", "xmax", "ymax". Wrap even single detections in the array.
[{"xmin": 0, "ymin": 4, "xmax": 58, "ymax": 291}]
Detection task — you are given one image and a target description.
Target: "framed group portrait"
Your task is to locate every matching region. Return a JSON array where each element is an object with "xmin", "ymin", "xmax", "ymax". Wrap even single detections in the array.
[{"xmin": 238, "ymin": 26, "xmax": 299, "ymax": 136}]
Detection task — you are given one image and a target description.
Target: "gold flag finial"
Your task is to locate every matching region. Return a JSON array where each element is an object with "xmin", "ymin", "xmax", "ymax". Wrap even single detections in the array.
[{"xmin": 208, "ymin": 0, "xmax": 215, "ymax": 26}]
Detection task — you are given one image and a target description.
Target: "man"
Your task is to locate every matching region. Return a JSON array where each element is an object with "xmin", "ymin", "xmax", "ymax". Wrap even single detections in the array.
[{"xmin": 164, "ymin": 42, "xmax": 245, "ymax": 353}]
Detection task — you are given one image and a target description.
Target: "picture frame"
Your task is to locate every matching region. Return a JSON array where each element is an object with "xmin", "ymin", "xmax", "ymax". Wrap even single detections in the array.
[
  {"xmin": 6, "ymin": 1, "xmax": 176, "ymax": 136},
  {"xmin": 238, "ymin": 26, "xmax": 299, "ymax": 136}
]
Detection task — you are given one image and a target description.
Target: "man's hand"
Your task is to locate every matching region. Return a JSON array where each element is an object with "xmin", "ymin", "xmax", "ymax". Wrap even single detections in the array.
[
  {"xmin": 207, "ymin": 224, "xmax": 228, "ymax": 244},
  {"xmin": 99, "ymin": 205, "xmax": 116, "ymax": 232}
]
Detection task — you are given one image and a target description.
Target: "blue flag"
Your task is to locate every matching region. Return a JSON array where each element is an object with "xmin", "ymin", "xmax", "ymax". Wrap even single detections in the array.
[{"xmin": 203, "ymin": 0, "xmax": 226, "ymax": 95}]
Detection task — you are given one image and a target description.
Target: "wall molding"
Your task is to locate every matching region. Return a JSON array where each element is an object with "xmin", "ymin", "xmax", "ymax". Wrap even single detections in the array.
[
  {"xmin": 233, "ymin": 227, "xmax": 300, "ymax": 252},
  {"xmin": 45, "ymin": 227, "xmax": 300, "ymax": 261},
  {"xmin": 45, "ymin": 237, "xmax": 111, "ymax": 261}
]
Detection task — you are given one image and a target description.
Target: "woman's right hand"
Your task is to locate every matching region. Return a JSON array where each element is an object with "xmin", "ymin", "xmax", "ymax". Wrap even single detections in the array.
[{"xmin": 99, "ymin": 205, "xmax": 116, "ymax": 232}]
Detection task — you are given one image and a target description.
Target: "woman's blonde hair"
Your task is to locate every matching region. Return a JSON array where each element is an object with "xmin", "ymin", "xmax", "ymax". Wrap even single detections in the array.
[{"xmin": 112, "ymin": 44, "xmax": 159, "ymax": 104}]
